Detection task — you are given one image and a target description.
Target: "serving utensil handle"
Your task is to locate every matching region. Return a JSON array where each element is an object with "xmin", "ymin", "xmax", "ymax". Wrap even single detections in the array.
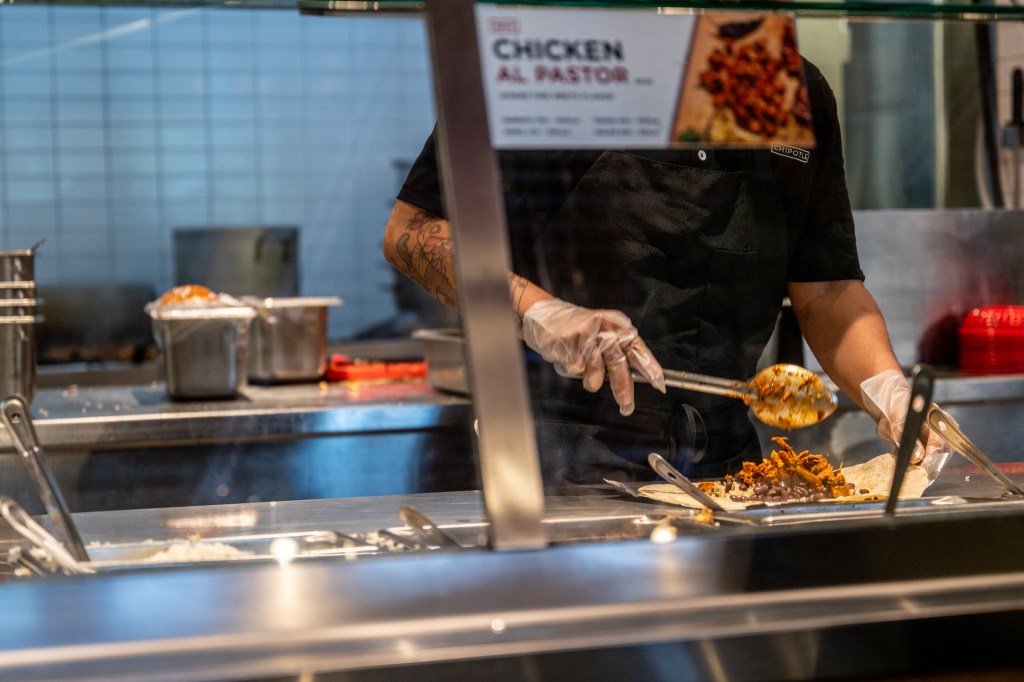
[
  {"xmin": 885, "ymin": 366, "xmax": 934, "ymax": 517},
  {"xmin": 0, "ymin": 397, "xmax": 89, "ymax": 562},
  {"xmin": 648, "ymin": 453, "xmax": 725, "ymax": 511},
  {"xmin": 632, "ymin": 370, "xmax": 754, "ymax": 401}
]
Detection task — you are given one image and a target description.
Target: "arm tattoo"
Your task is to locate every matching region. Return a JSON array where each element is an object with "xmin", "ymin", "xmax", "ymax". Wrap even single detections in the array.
[
  {"xmin": 392, "ymin": 210, "xmax": 459, "ymax": 309},
  {"xmin": 507, "ymin": 273, "xmax": 529, "ymax": 316}
]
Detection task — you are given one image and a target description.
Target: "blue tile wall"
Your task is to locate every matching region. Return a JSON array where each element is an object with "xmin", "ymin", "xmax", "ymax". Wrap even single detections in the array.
[{"xmin": 0, "ymin": 6, "xmax": 437, "ymax": 341}]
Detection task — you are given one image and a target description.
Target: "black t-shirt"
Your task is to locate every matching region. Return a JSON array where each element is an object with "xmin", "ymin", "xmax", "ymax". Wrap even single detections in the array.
[
  {"xmin": 397, "ymin": 59, "xmax": 865, "ymax": 483},
  {"xmin": 398, "ymin": 58, "xmax": 863, "ymax": 286}
]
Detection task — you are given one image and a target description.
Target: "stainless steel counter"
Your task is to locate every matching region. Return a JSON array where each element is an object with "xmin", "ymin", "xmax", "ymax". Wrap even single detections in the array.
[
  {"xmin": 3, "ymin": 480, "xmax": 1024, "ymax": 681},
  {"xmin": 0, "ymin": 378, "xmax": 477, "ymax": 514},
  {"xmin": 8, "ymin": 379, "xmax": 470, "ymax": 452}
]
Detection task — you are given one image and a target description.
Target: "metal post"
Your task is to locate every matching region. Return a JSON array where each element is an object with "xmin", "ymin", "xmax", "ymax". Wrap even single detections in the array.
[{"xmin": 423, "ymin": 0, "xmax": 546, "ymax": 549}]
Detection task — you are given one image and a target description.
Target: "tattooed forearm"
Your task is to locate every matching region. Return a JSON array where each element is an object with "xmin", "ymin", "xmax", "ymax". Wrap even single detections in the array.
[
  {"xmin": 387, "ymin": 209, "xmax": 459, "ymax": 309},
  {"xmin": 507, "ymin": 274, "xmax": 529, "ymax": 316},
  {"xmin": 384, "ymin": 200, "xmax": 556, "ymax": 318}
]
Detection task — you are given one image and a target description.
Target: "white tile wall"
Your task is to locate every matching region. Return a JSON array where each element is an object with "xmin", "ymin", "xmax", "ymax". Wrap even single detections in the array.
[{"xmin": 0, "ymin": 5, "xmax": 437, "ymax": 341}]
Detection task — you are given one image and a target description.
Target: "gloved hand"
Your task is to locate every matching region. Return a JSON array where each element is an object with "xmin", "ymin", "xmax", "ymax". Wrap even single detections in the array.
[
  {"xmin": 860, "ymin": 368, "xmax": 955, "ymax": 468},
  {"xmin": 522, "ymin": 297, "xmax": 666, "ymax": 416}
]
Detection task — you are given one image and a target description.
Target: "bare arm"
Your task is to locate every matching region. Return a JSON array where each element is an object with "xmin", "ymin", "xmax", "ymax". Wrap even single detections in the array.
[
  {"xmin": 383, "ymin": 198, "xmax": 553, "ymax": 315},
  {"xmin": 787, "ymin": 279, "xmax": 902, "ymax": 409}
]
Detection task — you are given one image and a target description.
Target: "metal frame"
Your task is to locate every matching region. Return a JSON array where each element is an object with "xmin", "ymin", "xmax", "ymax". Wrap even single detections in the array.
[{"xmin": 423, "ymin": 0, "xmax": 546, "ymax": 550}]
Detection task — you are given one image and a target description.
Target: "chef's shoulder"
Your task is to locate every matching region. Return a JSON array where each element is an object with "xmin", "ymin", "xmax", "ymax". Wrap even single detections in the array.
[
  {"xmin": 397, "ymin": 131, "xmax": 445, "ymax": 217},
  {"xmin": 799, "ymin": 57, "xmax": 840, "ymax": 142}
]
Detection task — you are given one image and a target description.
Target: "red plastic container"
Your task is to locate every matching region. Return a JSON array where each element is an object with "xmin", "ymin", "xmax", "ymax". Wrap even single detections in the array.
[{"xmin": 959, "ymin": 306, "xmax": 1024, "ymax": 375}]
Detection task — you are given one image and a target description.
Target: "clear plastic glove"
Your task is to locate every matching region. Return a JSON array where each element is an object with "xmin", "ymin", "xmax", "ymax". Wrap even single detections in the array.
[
  {"xmin": 522, "ymin": 298, "xmax": 666, "ymax": 416},
  {"xmin": 860, "ymin": 368, "xmax": 955, "ymax": 469}
]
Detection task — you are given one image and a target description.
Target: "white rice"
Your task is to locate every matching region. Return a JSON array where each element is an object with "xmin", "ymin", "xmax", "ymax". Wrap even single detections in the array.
[{"xmin": 142, "ymin": 541, "xmax": 253, "ymax": 564}]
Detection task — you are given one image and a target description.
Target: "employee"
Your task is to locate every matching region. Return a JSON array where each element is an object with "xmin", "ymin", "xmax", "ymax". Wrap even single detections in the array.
[{"xmin": 383, "ymin": 58, "xmax": 952, "ymax": 493}]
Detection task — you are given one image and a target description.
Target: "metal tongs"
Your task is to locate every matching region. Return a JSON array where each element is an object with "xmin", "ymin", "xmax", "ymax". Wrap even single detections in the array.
[
  {"xmin": 1, "ymin": 497, "xmax": 93, "ymax": 575},
  {"xmin": 886, "ymin": 366, "xmax": 1024, "ymax": 518},
  {"xmin": 886, "ymin": 366, "xmax": 934, "ymax": 516},
  {"xmin": 0, "ymin": 395, "xmax": 90, "ymax": 563},
  {"xmin": 648, "ymin": 452, "xmax": 725, "ymax": 511},
  {"xmin": 927, "ymin": 404, "xmax": 1024, "ymax": 498},
  {"xmin": 633, "ymin": 363, "xmax": 838, "ymax": 429},
  {"xmin": 398, "ymin": 506, "xmax": 461, "ymax": 548}
]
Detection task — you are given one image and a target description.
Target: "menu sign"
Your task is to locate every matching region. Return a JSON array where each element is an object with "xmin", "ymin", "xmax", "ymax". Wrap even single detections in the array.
[{"xmin": 474, "ymin": 6, "xmax": 815, "ymax": 150}]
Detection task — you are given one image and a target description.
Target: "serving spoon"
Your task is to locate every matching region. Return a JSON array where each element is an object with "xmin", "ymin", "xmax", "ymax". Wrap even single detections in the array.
[{"xmin": 633, "ymin": 363, "xmax": 838, "ymax": 429}]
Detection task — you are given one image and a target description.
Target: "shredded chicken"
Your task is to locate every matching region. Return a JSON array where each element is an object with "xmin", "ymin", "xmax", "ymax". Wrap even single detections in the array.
[{"xmin": 698, "ymin": 436, "xmax": 854, "ymax": 503}]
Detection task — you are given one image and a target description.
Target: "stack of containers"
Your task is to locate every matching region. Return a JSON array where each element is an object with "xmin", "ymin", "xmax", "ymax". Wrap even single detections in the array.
[
  {"xmin": 0, "ymin": 247, "xmax": 40, "ymax": 404},
  {"xmin": 959, "ymin": 305, "xmax": 1024, "ymax": 375}
]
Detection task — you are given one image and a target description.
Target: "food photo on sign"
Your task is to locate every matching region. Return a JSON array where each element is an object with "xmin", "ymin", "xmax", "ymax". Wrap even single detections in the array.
[{"xmin": 672, "ymin": 13, "xmax": 816, "ymax": 148}]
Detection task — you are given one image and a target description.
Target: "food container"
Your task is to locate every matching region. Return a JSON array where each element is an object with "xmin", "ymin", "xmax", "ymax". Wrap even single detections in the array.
[
  {"xmin": 959, "ymin": 305, "xmax": 1024, "ymax": 375},
  {"xmin": 0, "ymin": 315, "xmax": 39, "ymax": 404},
  {"xmin": 243, "ymin": 296, "xmax": 341, "ymax": 384},
  {"xmin": 0, "ymin": 298, "xmax": 38, "ymax": 317},
  {"xmin": 0, "ymin": 248, "xmax": 37, "ymax": 282},
  {"xmin": 0, "ymin": 281, "xmax": 36, "ymax": 300},
  {"xmin": 149, "ymin": 305, "xmax": 257, "ymax": 399},
  {"xmin": 412, "ymin": 328, "xmax": 468, "ymax": 395}
]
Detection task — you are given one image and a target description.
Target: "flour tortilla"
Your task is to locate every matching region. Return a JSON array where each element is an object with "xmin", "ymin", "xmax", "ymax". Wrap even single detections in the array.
[{"xmin": 638, "ymin": 453, "xmax": 931, "ymax": 510}]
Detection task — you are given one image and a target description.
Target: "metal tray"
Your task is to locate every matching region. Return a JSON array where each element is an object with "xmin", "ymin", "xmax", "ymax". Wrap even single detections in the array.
[
  {"xmin": 413, "ymin": 327, "xmax": 468, "ymax": 395},
  {"xmin": 3, "ymin": 512, "xmax": 723, "ymax": 578},
  {"xmin": 152, "ymin": 312, "xmax": 256, "ymax": 399},
  {"xmin": 244, "ymin": 296, "xmax": 341, "ymax": 384}
]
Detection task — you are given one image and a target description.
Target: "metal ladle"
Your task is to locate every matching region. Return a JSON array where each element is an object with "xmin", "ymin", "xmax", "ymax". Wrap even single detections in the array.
[{"xmin": 633, "ymin": 363, "xmax": 838, "ymax": 429}]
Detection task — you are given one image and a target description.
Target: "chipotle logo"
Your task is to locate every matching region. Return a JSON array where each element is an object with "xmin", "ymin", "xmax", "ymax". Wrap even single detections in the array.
[{"xmin": 771, "ymin": 144, "xmax": 810, "ymax": 163}]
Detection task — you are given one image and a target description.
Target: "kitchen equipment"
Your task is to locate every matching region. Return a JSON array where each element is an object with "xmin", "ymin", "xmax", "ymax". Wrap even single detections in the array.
[
  {"xmin": 0, "ymin": 298, "xmax": 39, "ymax": 317},
  {"xmin": 927, "ymin": 403, "xmax": 1024, "ymax": 497},
  {"xmin": 0, "ymin": 248, "xmax": 37, "ymax": 282},
  {"xmin": 412, "ymin": 328, "xmax": 468, "ymax": 394},
  {"xmin": 36, "ymin": 283, "xmax": 155, "ymax": 364},
  {"xmin": 397, "ymin": 506, "xmax": 462, "ymax": 548},
  {"xmin": 632, "ymin": 362, "xmax": 838, "ymax": 429},
  {"xmin": 325, "ymin": 355, "xmax": 426, "ymax": 382},
  {"xmin": 1004, "ymin": 67, "xmax": 1023, "ymax": 209},
  {"xmin": 0, "ymin": 243, "xmax": 42, "ymax": 401},
  {"xmin": 174, "ymin": 227, "xmax": 299, "ymax": 299},
  {"xmin": 243, "ymin": 296, "xmax": 341, "ymax": 384},
  {"xmin": 886, "ymin": 365, "xmax": 934, "ymax": 516},
  {"xmin": 0, "ymin": 396, "xmax": 88, "ymax": 561},
  {"xmin": 647, "ymin": 452, "xmax": 726, "ymax": 511},
  {"xmin": 0, "ymin": 281, "xmax": 36, "ymax": 300},
  {"xmin": 0, "ymin": 316, "xmax": 38, "ymax": 404},
  {"xmin": 0, "ymin": 497, "xmax": 92, "ymax": 575},
  {"xmin": 8, "ymin": 545, "xmax": 54, "ymax": 577},
  {"xmin": 958, "ymin": 306, "xmax": 1024, "ymax": 375},
  {"xmin": 603, "ymin": 477, "xmax": 642, "ymax": 497},
  {"xmin": 149, "ymin": 304, "xmax": 257, "ymax": 399}
]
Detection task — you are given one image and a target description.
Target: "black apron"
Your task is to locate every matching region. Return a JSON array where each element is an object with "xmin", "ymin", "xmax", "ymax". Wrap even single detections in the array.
[{"xmin": 521, "ymin": 150, "xmax": 790, "ymax": 492}]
